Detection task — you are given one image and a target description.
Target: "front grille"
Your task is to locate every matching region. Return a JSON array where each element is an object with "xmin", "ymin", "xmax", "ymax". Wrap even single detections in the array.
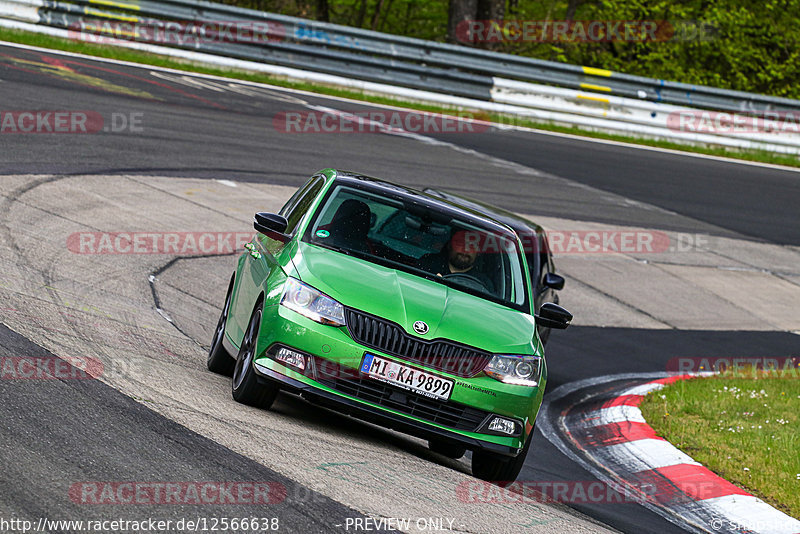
[
  {"xmin": 344, "ymin": 308, "xmax": 492, "ymax": 378},
  {"xmin": 311, "ymin": 356, "xmax": 489, "ymax": 432}
]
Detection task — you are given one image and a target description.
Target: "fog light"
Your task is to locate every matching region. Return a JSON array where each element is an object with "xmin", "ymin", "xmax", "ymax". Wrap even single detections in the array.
[
  {"xmin": 487, "ymin": 417, "xmax": 517, "ymax": 435},
  {"xmin": 275, "ymin": 347, "xmax": 306, "ymax": 371}
]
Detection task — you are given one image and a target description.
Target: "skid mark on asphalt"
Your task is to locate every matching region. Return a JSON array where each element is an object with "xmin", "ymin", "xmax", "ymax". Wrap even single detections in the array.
[
  {"xmin": 150, "ymin": 70, "xmax": 312, "ymax": 105},
  {"xmin": 0, "ymin": 51, "xmax": 155, "ymax": 99},
  {"xmin": 316, "ymin": 461, "xmax": 370, "ymax": 471},
  {"xmin": 0, "ymin": 47, "xmax": 234, "ymax": 107}
]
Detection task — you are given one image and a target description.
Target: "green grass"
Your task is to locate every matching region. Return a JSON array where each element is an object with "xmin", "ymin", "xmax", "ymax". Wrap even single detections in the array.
[
  {"xmin": 640, "ymin": 374, "xmax": 800, "ymax": 517},
  {"xmin": 2, "ymin": 26, "xmax": 800, "ymax": 169}
]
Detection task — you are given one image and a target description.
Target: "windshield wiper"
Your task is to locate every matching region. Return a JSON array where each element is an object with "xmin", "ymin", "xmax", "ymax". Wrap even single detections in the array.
[{"xmin": 311, "ymin": 241, "xmax": 353, "ymax": 257}]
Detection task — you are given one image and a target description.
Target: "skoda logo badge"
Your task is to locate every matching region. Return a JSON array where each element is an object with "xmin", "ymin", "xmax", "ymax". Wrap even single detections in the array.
[{"xmin": 413, "ymin": 321, "xmax": 429, "ymax": 335}]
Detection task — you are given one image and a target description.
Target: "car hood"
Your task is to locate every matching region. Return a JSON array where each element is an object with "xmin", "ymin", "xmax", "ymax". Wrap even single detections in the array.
[{"xmin": 290, "ymin": 242, "xmax": 538, "ymax": 355}]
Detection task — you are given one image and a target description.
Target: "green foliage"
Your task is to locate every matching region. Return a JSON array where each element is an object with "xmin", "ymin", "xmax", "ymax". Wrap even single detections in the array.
[
  {"xmin": 216, "ymin": 1, "xmax": 450, "ymax": 36},
  {"xmin": 220, "ymin": 0, "xmax": 800, "ymax": 98},
  {"xmin": 564, "ymin": 0, "xmax": 800, "ymax": 98}
]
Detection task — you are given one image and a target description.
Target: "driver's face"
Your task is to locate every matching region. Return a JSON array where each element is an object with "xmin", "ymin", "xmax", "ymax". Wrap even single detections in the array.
[{"xmin": 448, "ymin": 246, "xmax": 478, "ymax": 270}]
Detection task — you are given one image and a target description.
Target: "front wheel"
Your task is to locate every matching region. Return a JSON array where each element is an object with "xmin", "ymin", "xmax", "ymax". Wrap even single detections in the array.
[
  {"xmin": 231, "ymin": 302, "xmax": 279, "ymax": 409},
  {"xmin": 471, "ymin": 432, "xmax": 532, "ymax": 482}
]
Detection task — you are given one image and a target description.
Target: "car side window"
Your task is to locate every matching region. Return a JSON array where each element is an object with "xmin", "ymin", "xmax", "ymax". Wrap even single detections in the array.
[
  {"xmin": 279, "ymin": 176, "xmax": 315, "ymax": 217},
  {"xmin": 282, "ymin": 176, "xmax": 324, "ymax": 235}
]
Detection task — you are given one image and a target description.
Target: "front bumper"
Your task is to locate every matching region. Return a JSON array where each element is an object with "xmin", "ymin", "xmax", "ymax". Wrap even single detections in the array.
[
  {"xmin": 226, "ymin": 304, "xmax": 545, "ymax": 456},
  {"xmin": 251, "ymin": 361, "xmax": 520, "ymax": 456}
]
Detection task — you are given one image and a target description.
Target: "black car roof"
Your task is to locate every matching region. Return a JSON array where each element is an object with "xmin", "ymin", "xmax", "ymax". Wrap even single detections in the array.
[
  {"xmin": 422, "ymin": 188, "xmax": 545, "ymax": 238},
  {"xmin": 330, "ymin": 170, "xmax": 519, "ymax": 236}
]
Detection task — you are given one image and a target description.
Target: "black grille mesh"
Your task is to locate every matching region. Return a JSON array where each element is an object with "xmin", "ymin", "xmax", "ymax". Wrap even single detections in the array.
[{"xmin": 344, "ymin": 308, "xmax": 491, "ymax": 378}]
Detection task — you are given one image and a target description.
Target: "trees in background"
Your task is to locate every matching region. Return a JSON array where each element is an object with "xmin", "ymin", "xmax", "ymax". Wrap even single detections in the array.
[{"xmin": 447, "ymin": 0, "xmax": 505, "ymax": 44}]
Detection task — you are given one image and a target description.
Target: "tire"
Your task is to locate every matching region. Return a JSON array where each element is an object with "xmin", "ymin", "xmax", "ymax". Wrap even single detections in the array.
[
  {"xmin": 428, "ymin": 439, "xmax": 467, "ymax": 459},
  {"xmin": 207, "ymin": 275, "xmax": 235, "ymax": 375},
  {"xmin": 231, "ymin": 302, "xmax": 279, "ymax": 409},
  {"xmin": 471, "ymin": 431, "xmax": 533, "ymax": 482}
]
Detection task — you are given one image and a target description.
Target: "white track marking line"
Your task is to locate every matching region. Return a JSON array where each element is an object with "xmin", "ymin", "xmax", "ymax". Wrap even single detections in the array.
[
  {"xmin": 1, "ymin": 39, "xmax": 800, "ymax": 174},
  {"xmin": 568, "ymin": 405, "xmax": 646, "ymax": 428},
  {"xmin": 621, "ymin": 382, "xmax": 666, "ymax": 396},
  {"xmin": 598, "ymin": 439, "xmax": 700, "ymax": 470}
]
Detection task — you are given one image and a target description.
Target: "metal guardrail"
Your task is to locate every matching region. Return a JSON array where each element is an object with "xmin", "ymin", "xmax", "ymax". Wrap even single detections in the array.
[
  {"xmin": 5, "ymin": 0, "xmax": 800, "ymax": 115},
  {"xmin": 2, "ymin": 0, "xmax": 800, "ymax": 154},
  {"xmin": 29, "ymin": 0, "xmax": 495, "ymax": 100}
]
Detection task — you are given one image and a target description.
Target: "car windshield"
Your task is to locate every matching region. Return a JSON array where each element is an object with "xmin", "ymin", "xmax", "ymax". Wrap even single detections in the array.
[{"xmin": 302, "ymin": 184, "xmax": 529, "ymax": 311}]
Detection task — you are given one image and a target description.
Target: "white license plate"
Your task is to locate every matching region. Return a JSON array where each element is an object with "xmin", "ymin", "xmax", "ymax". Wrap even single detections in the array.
[{"xmin": 360, "ymin": 354, "xmax": 454, "ymax": 401}]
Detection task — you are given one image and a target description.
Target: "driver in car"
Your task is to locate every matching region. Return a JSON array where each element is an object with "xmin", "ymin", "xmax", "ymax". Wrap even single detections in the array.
[{"xmin": 417, "ymin": 230, "xmax": 495, "ymax": 293}]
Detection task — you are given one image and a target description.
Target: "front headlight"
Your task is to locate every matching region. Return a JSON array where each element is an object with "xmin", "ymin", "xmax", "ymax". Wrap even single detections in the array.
[
  {"xmin": 484, "ymin": 355, "xmax": 543, "ymax": 386},
  {"xmin": 280, "ymin": 278, "xmax": 345, "ymax": 326}
]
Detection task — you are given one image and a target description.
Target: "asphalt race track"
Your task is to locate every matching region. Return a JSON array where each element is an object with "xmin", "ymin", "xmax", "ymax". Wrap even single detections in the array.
[
  {"xmin": 1, "ymin": 41, "xmax": 798, "ymax": 534},
  {"xmin": 0, "ymin": 324, "xmax": 367, "ymax": 531}
]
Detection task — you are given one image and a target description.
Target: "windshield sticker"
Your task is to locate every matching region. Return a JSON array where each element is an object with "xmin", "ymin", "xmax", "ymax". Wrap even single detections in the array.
[{"xmin": 316, "ymin": 229, "xmax": 330, "ymax": 238}]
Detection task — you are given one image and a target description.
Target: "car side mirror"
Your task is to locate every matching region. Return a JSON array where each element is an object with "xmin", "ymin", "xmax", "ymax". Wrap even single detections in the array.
[
  {"xmin": 543, "ymin": 272, "xmax": 565, "ymax": 290},
  {"xmin": 535, "ymin": 302, "xmax": 572, "ymax": 330},
  {"xmin": 254, "ymin": 212, "xmax": 290, "ymax": 242}
]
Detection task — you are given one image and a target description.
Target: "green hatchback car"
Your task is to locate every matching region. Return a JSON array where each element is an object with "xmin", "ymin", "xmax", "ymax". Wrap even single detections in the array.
[{"xmin": 208, "ymin": 169, "xmax": 571, "ymax": 481}]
